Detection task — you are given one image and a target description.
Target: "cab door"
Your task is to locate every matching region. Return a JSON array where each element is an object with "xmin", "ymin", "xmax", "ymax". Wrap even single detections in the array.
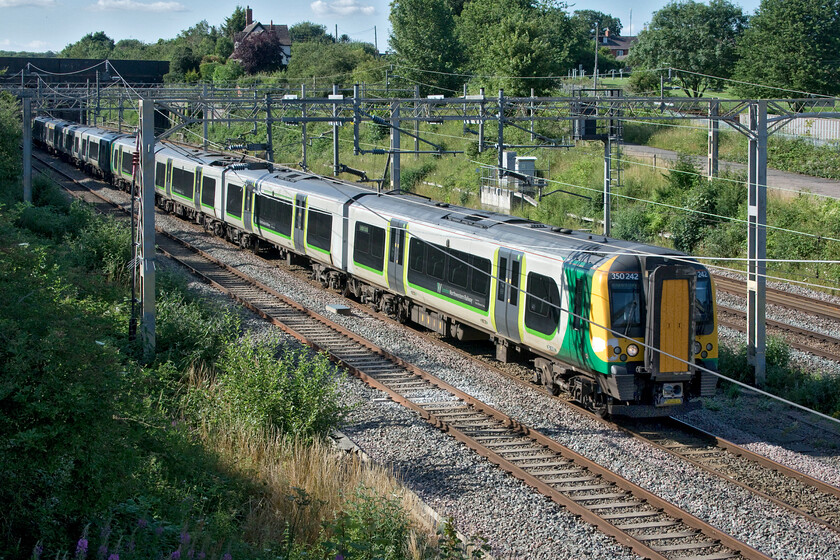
[{"xmin": 494, "ymin": 248, "xmax": 523, "ymax": 343}]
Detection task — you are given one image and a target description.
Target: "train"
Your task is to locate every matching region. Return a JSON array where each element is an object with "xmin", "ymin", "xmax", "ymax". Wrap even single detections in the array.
[{"xmin": 32, "ymin": 115, "xmax": 719, "ymax": 418}]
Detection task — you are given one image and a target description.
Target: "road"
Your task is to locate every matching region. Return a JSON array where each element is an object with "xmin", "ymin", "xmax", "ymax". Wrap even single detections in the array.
[{"xmin": 622, "ymin": 143, "xmax": 840, "ymax": 199}]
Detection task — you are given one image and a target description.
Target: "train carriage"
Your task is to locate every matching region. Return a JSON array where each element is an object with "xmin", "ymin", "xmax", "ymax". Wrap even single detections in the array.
[{"xmin": 33, "ymin": 115, "xmax": 719, "ymax": 418}]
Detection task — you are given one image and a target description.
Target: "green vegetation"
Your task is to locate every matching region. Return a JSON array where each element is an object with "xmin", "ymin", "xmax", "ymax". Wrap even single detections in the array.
[
  {"xmin": 719, "ymin": 337, "xmax": 840, "ymax": 417},
  {"xmin": 734, "ymin": 0, "xmax": 840, "ymax": 98},
  {"xmin": 629, "ymin": 0, "xmax": 747, "ymax": 97},
  {"xmin": 0, "ymin": 98, "xmax": 492, "ymax": 560},
  {"xmin": 624, "ymin": 120, "xmax": 840, "ymax": 181}
]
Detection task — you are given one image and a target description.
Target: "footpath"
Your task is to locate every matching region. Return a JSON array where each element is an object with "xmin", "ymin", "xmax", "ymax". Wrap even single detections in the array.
[{"xmin": 622, "ymin": 143, "xmax": 840, "ymax": 199}]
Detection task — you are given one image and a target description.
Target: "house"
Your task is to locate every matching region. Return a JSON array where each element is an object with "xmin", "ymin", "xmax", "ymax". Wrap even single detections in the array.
[
  {"xmin": 232, "ymin": 6, "xmax": 292, "ymax": 66},
  {"xmin": 600, "ymin": 28, "xmax": 636, "ymax": 61}
]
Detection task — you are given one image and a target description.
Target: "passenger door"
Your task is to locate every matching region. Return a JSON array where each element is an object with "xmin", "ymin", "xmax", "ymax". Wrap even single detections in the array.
[
  {"xmin": 387, "ymin": 219, "xmax": 407, "ymax": 295},
  {"xmin": 293, "ymin": 194, "xmax": 306, "ymax": 254},
  {"xmin": 494, "ymin": 248, "xmax": 523, "ymax": 343},
  {"xmin": 243, "ymin": 182, "xmax": 254, "ymax": 232}
]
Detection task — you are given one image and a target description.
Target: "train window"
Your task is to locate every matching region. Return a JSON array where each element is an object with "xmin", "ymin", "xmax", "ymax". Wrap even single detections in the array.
[
  {"xmin": 695, "ymin": 274, "xmax": 714, "ymax": 336},
  {"xmin": 408, "ymin": 237, "xmax": 424, "ymax": 273},
  {"xmin": 82, "ymin": 139, "xmax": 87, "ymax": 157},
  {"xmin": 201, "ymin": 177, "xmax": 216, "ymax": 208},
  {"xmin": 353, "ymin": 222, "xmax": 386, "ymax": 272},
  {"xmin": 448, "ymin": 248, "xmax": 470, "ymax": 289},
  {"xmin": 306, "ymin": 208, "xmax": 332, "ymax": 252},
  {"xmin": 74, "ymin": 137, "xmax": 79, "ymax": 153},
  {"xmin": 255, "ymin": 194, "xmax": 292, "ymax": 237},
  {"xmin": 226, "ymin": 183, "xmax": 243, "ymax": 219},
  {"xmin": 471, "ymin": 256, "xmax": 491, "ymax": 296},
  {"xmin": 509, "ymin": 260, "xmax": 520, "ymax": 305},
  {"xmin": 171, "ymin": 167, "xmax": 195, "ymax": 199},
  {"xmin": 609, "ymin": 279, "xmax": 644, "ymax": 338},
  {"xmin": 498, "ymin": 257, "xmax": 508, "ymax": 302},
  {"xmin": 89, "ymin": 141, "xmax": 99, "ymax": 162},
  {"xmin": 428, "ymin": 244, "xmax": 446, "ymax": 281},
  {"xmin": 155, "ymin": 162, "xmax": 166, "ymax": 188},
  {"xmin": 573, "ymin": 280, "xmax": 585, "ymax": 330},
  {"xmin": 407, "ymin": 237, "xmax": 489, "ymax": 311},
  {"xmin": 122, "ymin": 150, "xmax": 134, "ymax": 175},
  {"xmin": 525, "ymin": 273, "xmax": 561, "ymax": 336}
]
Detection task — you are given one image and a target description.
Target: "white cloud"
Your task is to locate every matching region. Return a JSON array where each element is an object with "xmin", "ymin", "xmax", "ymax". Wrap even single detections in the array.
[
  {"xmin": 88, "ymin": 0, "xmax": 186, "ymax": 12},
  {"xmin": 0, "ymin": 38, "xmax": 52, "ymax": 51},
  {"xmin": 311, "ymin": 0, "xmax": 375, "ymax": 17},
  {"xmin": 0, "ymin": 0, "xmax": 56, "ymax": 7}
]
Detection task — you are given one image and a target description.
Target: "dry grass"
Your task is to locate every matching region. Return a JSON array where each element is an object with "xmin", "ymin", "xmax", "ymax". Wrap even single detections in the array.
[{"xmin": 196, "ymin": 415, "xmax": 436, "ymax": 554}]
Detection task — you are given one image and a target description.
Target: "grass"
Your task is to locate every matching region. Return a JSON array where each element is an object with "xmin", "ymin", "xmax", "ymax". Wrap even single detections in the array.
[{"xmin": 0, "ymin": 123, "xmax": 466, "ymax": 558}]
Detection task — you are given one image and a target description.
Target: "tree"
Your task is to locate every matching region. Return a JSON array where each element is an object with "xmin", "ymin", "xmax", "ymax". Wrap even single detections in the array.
[
  {"xmin": 286, "ymin": 42, "xmax": 377, "ymax": 89},
  {"xmin": 221, "ymin": 5, "xmax": 247, "ymax": 39},
  {"xmin": 289, "ymin": 21, "xmax": 334, "ymax": 43},
  {"xmin": 629, "ymin": 0, "xmax": 747, "ymax": 97},
  {"xmin": 60, "ymin": 31, "xmax": 115, "ymax": 59},
  {"xmin": 232, "ymin": 32, "xmax": 288, "ymax": 74},
  {"xmin": 213, "ymin": 60, "xmax": 245, "ymax": 83},
  {"xmin": 111, "ymin": 39, "xmax": 150, "ymax": 60},
  {"xmin": 733, "ymin": 0, "xmax": 840, "ymax": 97},
  {"xmin": 458, "ymin": 0, "xmax": 576, "ymax": 95},
  {"xmin": 572, "ymin": 9, "xmax": 623, "ymax": 35},
  {"xmin": 389, "ymin": 0, "xmax": 465, "ymax": 95},
  {"xmin": 215, "ymin": 36, "xmax": 234, "ymax": 59}
]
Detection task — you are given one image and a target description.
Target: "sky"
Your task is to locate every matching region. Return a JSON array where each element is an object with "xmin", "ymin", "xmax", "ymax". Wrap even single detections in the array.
[{"xmin": 0, "ymin": 0, "xmax": 763, "ymax": 55}]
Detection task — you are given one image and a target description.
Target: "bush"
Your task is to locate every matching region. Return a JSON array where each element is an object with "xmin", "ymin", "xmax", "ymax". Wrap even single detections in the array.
[
  {"xmin": 323, "ymin": 486, "xmax": 412, "ymax": 560},
  {"xmin": 210, "ymin": 339, "xmax": 347, "ymax": 439},
  {"xmin": 154, "ymin": 288, "xmax": 239, "ymax": 370},
  {"xmin": 611, "ymin": 205, "xmax": 652, "ymax": 243},
  {"xmin": 400, "ymin": 162, "xmax": 435, "ymax": 193},
  {"xmin": 66, "ymin": 209, "xmax": 132, "ymax": 282},
  {"xmin": 626, "ymin": 71, "xmax": 662, "ymax": 96}
]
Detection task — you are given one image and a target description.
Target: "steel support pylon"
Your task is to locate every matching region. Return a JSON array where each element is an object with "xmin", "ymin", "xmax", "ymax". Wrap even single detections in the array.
[{"xmin": 747, "ymin": 100, "xmax": 768, "ymax": 386}]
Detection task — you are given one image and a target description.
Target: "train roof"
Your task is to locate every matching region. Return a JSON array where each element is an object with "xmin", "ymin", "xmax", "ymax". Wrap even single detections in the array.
[
  {"xmin": 255, "ymin": 168, "xmax": 375, "ymax": 201},
  {"xmin": 356, "ymin": 192, "xmax": 689, "ymax": 265}
]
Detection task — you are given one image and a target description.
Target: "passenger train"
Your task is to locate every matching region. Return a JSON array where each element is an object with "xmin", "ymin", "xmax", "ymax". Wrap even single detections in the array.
[{"xmin": 33, "ymin": 116, "xmax": 719, "ymax": 417}]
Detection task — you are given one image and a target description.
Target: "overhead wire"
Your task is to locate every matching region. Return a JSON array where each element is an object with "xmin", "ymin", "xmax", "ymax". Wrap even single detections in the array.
[{"xmin": 38, "ymin": 110, "xmax": 840, "ymax": 424}]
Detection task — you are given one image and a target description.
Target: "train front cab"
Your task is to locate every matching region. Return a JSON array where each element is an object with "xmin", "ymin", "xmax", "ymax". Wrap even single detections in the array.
[{"xmin": 594, "ymin": 254, "xmax": 719, "ymax": 417}]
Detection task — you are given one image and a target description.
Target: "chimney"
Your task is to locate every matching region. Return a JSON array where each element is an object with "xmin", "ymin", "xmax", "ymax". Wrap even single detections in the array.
[
  {"xmin": 604, "ymin": 28, "xmax": 610, "ymax": 37},
  {"xmin": 246, "ymin": 6, "xmax": 253, "ymax": 26}
]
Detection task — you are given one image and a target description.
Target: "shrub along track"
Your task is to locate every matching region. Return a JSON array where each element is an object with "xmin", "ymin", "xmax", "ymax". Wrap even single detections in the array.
[{"xmin": 32, "ymin": 151, "xmax": 777, "ymax": 560}]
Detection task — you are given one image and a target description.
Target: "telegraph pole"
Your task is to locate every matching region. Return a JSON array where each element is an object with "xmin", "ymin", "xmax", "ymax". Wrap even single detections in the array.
[
  {"xmin": 22, "ymin": 95, "xmax": 32, "ymax": 203},
  {"xmin": 391, "ymin": 101, "xmax": 400, "ymax": 191},
  {"xmin": 497, "ymin": 89, "xmax": 505, "ymax": 172},
  {"xmin": 301, "ymin": 84, "xmax": 308, "ymax": 170},
  {"xmin": 331, "ymin": 84, "xmax": 340, "ymax": 176},
  {"xmin": 138, "ymin": 98, "xmax": 156, "ymax": 359},
  {"xmin": 708, "ymin": 99, "xmax": 719, "ymax": 180}
]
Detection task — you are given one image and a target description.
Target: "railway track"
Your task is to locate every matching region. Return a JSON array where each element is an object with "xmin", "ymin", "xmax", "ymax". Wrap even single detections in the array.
[
  {"xmin": 403, "ymin": 326, "xmax": 840, "ymax": 537},
  {"xmin": 715, "ymin": 276, "xmax": 840, "ymax": 323},
  {"xmin": 33, "ymin": 152, "xmax": 777, "ymax": 560},
  {"xmin": 715, "ymin": 275, "xmax": 840, "ymax": 361}
]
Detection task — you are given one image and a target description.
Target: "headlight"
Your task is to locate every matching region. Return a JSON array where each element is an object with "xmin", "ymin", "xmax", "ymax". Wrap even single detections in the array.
[
  {"xmin": 693, "ymin": 341, "xmax": 702, "ymax": 354},
  {"xmin": 706, "ymin": 343, "xmax": 713, "ymax": 351},
  {"xmin": 627, "ymin": 344, "xmax": 639, "ymax": 357}
]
